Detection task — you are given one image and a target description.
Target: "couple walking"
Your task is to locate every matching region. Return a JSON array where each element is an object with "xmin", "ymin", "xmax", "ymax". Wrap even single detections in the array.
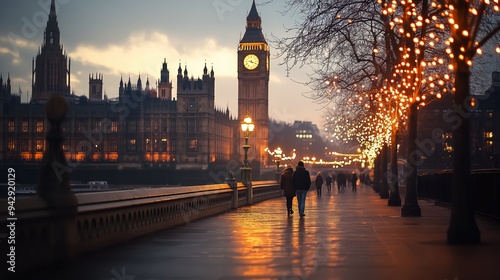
[{"xmin": 280, "ymin": 161, "xmax": 311, "ymax": 217}]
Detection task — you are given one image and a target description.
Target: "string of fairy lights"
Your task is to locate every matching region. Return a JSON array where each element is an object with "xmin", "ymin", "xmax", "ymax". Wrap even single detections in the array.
[
  {"xmin": 264, "ymin": 147, "xmax": 297, "ymax": 161},
  {"xmin": 322, "ymin": 0, "xmax": 500, "ymax": 168}
]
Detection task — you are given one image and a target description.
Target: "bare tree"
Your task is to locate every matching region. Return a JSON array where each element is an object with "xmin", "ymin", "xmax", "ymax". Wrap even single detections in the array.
[
  {"xmin": 274, "ymin": 0, "xmax": 450, "ymax": 209},
  {"xmin": 444, "ymin": 0, "xmax": 500, "ymax": 244}
]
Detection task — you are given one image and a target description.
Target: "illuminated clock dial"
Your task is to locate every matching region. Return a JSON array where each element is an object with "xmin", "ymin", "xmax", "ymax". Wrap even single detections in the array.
[{"xmin": 244, "ymin": 54, "xmax": 259, "ymax": 70}]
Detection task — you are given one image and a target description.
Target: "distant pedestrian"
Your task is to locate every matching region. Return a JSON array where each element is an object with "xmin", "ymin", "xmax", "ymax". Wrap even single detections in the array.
[
  {"xmin": 351, "ymin": 172, "xmax": 358, "ymax": 192},
  {"xmin": 293, "ymin": 161, "xmax": 311, "ymax": 217},
  {"xmin": 341, "ymin": 172, "xmax": 347, "ymax": 191},
  {"xmin": 325, "ymin": 173, "xmax": 333, "ymax": 193},
  {"xmin": 336, "ymin": 172, "xmax": 341, "ymax": 192},
  {"xmin": 280, "ymin": 165, "xmax": 296, "ymax": 216},
  {"xmin": 331, "ymin": 173, "xmax": 337, "ymax": 191},
  {"xmin": 315, "ymin": 172, "xmax": 324, "ymax": 197},
  {"xmin": 337, "ymin": 172, "xmax": 346, "ymax": 192}
]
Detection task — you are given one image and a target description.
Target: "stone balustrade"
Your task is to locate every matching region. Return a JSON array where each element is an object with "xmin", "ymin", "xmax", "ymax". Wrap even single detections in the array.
[
  {"xmin": 1, "ymin": 181, "xmax": 280, "ymax": 275},
  {"xmin": 0, "ymin": 94, "xmax": 281, "ymax": 277}
]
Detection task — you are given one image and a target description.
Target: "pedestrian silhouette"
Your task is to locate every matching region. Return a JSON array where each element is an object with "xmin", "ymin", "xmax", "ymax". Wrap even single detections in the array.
[
  {"xmin": 326, "ymin": 173, "xmax": 333, "ymax": 193},
  {"xmin": 280, "ymin": 165, "xmax": 296, "ymax": 216},
  {"xmin": 293, "ymin": 161, "xmax": 311, "ymax": 217},
  {"xmin": 315, "ymin": 172, "xmax": 324, "ymax": 197},
  {"xmin": 351, "ymin": 172, "xmax": 358, "ymax": 192}
]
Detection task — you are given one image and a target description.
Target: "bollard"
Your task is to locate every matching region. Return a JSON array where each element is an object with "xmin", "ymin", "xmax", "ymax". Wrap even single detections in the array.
[
  {"xmin": 246, "ymin": 182, "xmax": 253, "ymax": 205},
  {"xmin": 225, "ymin": 171, "xmax": 238, "ymax": 209}
]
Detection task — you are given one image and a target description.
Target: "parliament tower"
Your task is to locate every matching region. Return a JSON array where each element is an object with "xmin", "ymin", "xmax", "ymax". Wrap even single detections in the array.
[
  {"xmin": 238, "ymin": 0, "xmax": 270, "ymax": 166},
  {"xmin": 31, "ymin": 0, "xmax": 71, "ymax": 102}
]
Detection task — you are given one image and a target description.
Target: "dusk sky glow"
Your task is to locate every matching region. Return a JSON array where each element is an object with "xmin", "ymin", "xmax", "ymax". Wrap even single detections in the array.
[{"xmin": 0, "ymin": 0, "xmax": 325, "ymax": 129}]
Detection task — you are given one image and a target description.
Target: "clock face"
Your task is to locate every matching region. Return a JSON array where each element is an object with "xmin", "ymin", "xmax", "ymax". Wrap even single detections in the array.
[{"xmin": 244, "ymin": 54, "xmax": 259, "ymax": 70}]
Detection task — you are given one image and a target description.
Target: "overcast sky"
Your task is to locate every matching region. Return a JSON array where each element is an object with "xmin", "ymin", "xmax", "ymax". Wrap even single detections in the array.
[{"xmin": 0, "ymin": 0, "xmax": 328, "ymax": 131}]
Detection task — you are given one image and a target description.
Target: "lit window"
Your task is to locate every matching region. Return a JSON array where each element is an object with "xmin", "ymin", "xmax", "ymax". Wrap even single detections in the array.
[
  {"xmin": 8, "ymin": 121, "xmax": 15, "ymax": 132},
  {"xmin": 161, "ymin": 138, "xmax": 168, "ymax": 152},
  {"xmin": 485, "ymin": 141, "xmax": 493, "ymax": 152},
  {"xmin": 95, "ymin": 120, "xmax": 102, "ymax": 131},
  {"xmin": 36, "ymin": 139, "xmax": 44, "ymax": 151},
  {"xmin": 127, "ymin": 139, "xmax": 136, "ymax": 152},
  {"xmin": 188, "ymin": 139, "xmax": 198, "ymax": 152},
  {"xmin": 110, "ymin": 139, "xmax": 118, "ymax": 152},
  {"xmin": 36, "ymin": 121, "xmax": 44, "ymax": 133},
  {"xmin": 444, "ymin": 143, "xmax": 453, "ymax": 153},
  {"xmin": 111, "ymin": 121, "xmax": 118, "ymax": 132},
  {"xmin": 21, "ymin": 140, "xmax": 29, "ymax": 151},
  {"xmin": 484, "ymin": 132, "xmax": 493, "ymax": 139},
  {"xmin": 8, "ymin": 139, "xmax": 15, "ymax": 151},
  {"xmin": 22, "ymin": 121, "xmax": 28, "ymax": 133}
]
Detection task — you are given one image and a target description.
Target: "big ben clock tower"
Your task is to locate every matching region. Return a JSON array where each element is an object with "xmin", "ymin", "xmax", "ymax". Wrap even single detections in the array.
[{"xmin": 238, "ymin": 0, "xmax": 270, "ymax": 168}]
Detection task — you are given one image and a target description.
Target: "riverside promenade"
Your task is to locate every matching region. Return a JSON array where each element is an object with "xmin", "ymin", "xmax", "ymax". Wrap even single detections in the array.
[{"xmin": 27, "ymin": 185, "xmax": 500, "ymax": 280}]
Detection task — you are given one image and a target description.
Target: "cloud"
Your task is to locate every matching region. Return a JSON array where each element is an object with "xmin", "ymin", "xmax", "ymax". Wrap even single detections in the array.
[
  {"xmin": 69, "ymin": 31, "xmax": 236, "ymax": 80},
  {"xmin": 270, "ymin": 73, "xmax": 283, "ymax": 84},
  {"xmin": 11, "ymin": 76, "xmax": 29, "ymax": 85},
  {"xmin": 0, "ymin": 35, "xmax": 38, "ymax": 50},
  {"xmin": 0, "ymin": 35, "xmax": 39, "ymax": 64},
  {"xmin": 0, "ymin": 47, "xmax": 17, "ymax": 58}
]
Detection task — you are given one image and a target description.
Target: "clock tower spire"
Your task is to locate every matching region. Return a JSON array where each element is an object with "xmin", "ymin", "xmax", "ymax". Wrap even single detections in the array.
[{"xmin": 237, "ymin": 0, "xmax": 270, "ymax": 169}]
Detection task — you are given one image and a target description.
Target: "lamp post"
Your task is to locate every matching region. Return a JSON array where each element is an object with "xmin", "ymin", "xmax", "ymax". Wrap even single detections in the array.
[
  {"xmin": 275, "ymin": 147, "xmax": 282, "ymax": 182},
  {"xmin": 240, "ymin": 115, "xmax": 255, "ymax": 186}
]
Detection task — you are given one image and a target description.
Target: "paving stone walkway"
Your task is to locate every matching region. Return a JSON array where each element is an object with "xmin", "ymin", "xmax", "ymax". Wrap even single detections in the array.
[{"xmin": 27, "ymin": 185, "xmax": 500, "ymax": 280}]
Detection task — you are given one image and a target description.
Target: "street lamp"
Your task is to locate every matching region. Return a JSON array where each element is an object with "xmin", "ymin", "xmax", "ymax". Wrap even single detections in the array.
[
  {"xmin": 275, "ymin": 147, "xmax": 282, "ymax": 170},
  {"xmin": 240, "ymin": 115, "xmax": 255, "ymax": 185},
  {"xmin": 275, "ymin": 147, "xmax": 282, "ymax": 182}
]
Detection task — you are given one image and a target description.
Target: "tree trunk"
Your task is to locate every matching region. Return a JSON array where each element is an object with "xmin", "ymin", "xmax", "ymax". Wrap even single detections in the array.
[
  {"xmin": 401, "ymin": 102, "xmax": 421, "ymax": 216},
  {"xmin": 447, "ymin": 62, "xmax": 480, "ymax": 244},
  {"xmin": 380, "ymin": 144, "xmax": 389, "ymax": 199},
  {"xmin": 388, "ymin": 126, "xmax": 401, "ymax": 206},
  {"xmin": 373, "ymin": 153, "xmax": 381, "ymax": 193}
]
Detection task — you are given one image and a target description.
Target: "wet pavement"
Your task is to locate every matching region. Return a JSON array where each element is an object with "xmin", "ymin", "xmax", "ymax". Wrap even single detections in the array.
[{"xmin": 26, "ymin": 185, "xmax": 500, "ymax": 280}]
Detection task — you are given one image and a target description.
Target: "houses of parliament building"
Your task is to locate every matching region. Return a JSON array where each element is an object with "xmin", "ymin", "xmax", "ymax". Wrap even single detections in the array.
[{"xmin": 0, "ymin": 0, "xmax": 272, "ymax": 177}]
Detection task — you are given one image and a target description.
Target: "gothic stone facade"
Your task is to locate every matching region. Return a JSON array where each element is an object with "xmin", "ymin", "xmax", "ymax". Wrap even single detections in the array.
[{"xmin": 1, "ymin": 62, "xmax": 237, "ymax": 170}]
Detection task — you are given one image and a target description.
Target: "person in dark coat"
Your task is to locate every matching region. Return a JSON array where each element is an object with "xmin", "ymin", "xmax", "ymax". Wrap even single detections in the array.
[
  {"xmin": 293, "ymin": 161, "xmax": 311, "ymax": 217},
  {"xmin": 315, "ymin": 172, "xmax": 324, "ymax": 197},
  {"xmin": 351, "ymin": 171, "xmax": 358, "ymax": 192},
  {"xmin": 340, "ymin": 172, "xmax": 347, "ymax": 191},
  {"xmin": 280, "ymin": 165, "xmax": 296, "ymax": 215},
  {"xmin": 336, "ymin": 172, "xmax": 344, "ymax": 192},
  {"xmin": 325, "ymin": 173, "xmax": 333, "ymax": 193}
]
